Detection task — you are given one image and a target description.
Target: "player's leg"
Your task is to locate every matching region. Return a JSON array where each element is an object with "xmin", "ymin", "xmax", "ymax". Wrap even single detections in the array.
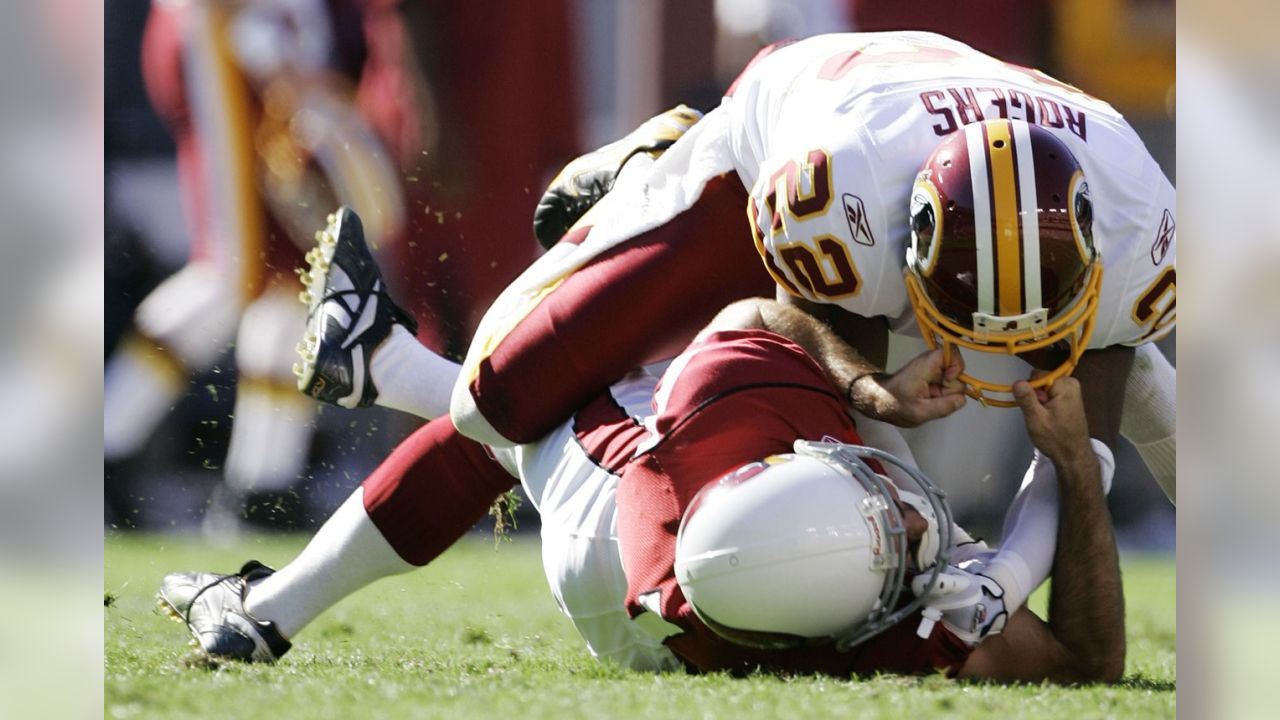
[
  {"xmin": 202, "ymin": 284, "xmax": 316, "ymax": 539},
  {"xmin": 107, "ymin": 0, "xmax": 261, "ymax": 463},
  {"xmin": 453, "ymin": 174, "xmax": 775, "ymax": 447},
  {"xmin": 104, "ymin": 262, "xmax": 241, "ymax": 461},
  {"xmin": 512, "ymin": 373, "xmax": 683, "ymax": 672},
  {"xmin": 159, "ymin": 416, "xmax": 516, "ymax": 660}
]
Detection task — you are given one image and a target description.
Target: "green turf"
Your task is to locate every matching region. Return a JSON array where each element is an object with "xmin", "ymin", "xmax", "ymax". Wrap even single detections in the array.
[{"xmin": 105, "ymin": 532, "xmax": 1175, "ymax": 719}]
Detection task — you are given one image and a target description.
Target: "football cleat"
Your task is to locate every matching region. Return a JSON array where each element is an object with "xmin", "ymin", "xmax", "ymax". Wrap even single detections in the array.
[
  {"xmin": 295, "ymin": 206, "xmax": 417, "ymax": 408},
  {"xmin": 157, "ymin": 560, "xmax": 292, "ymax": 663},
  {"xmin": 533, "ymin": 104, "xmax": 702, "ymax": 249}
]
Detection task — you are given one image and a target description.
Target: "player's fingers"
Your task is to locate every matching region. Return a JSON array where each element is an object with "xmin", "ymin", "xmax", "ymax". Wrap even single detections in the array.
[
  {"xmin": 938, "ymin": 375, "xmax": 967, "ymax": 395},
  {"xmin": 1046, "ymin": 376, "xmax": 1080, "ymax": 402},
  {"xmin": 916, "ymin": 392, "xmax": 966, "ymax": 422},
  {"xmin": 945, "ymin": 348, "xmax": 965, "ymax": 381},
  {"xmin": 1013, "ymin": 380, "xmax": 1047, "ymax": 425},
  {"xmin": 918, "ymin": 348, "xmax": 947, "ymax": 379}
]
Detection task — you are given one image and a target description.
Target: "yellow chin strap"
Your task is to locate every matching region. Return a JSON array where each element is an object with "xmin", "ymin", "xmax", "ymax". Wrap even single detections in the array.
[{"xmin": 904, "ymin": 264, "xmax": 1103, "ymax": 408}]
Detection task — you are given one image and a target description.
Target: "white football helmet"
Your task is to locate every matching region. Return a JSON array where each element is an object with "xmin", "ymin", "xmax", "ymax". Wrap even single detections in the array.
[{"xmin": 674, "ymin": 440, "xmax": 953, "ymax": 651}]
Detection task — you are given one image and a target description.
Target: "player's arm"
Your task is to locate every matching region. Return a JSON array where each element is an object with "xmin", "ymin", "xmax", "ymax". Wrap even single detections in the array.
[
  {"xmin": 958, "ymin": 377, "xmax": 1126, "ymax": 684},
  {"xmin": 779, "ymin": 294, "xmax": 890, "ymax": 369},
  {"xmin": 1069, "ymin": 345, "xmax": 1134, "ymax": 448},
  {"xmin": 702, "ymin": 298, "xmax": 966, "ymax": 427}
]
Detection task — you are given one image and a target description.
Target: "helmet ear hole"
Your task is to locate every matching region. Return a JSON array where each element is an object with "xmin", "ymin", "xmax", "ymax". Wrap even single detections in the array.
[{"xmin": 909, "ymin": 187, "xmax": 941, "ymax": 274}]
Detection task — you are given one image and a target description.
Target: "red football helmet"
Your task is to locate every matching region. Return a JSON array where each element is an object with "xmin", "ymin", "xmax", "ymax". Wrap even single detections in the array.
[{"xmin": 904, "ymin": 119, "xmax": 1102, "ymax": 406}]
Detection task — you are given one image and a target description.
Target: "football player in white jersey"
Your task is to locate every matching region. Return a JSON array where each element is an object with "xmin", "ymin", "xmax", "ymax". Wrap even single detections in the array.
[
  {"xmin": 442, "ymin": 32, "xmax": 1174, "ymax": 504},
  {"xmin": 724, "ymin": 32, "xmax": 1175, "ymax": 501}
]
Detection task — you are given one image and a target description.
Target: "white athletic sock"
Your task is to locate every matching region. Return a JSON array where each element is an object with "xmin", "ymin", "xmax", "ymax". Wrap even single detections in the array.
[
  {"xmin": 103, "ymin": 342, "xmax": 185, "ymax": 460},
  {"xmin": 1121, "ymin": 342, "xmax": 1176, "ymax": 502},
  {"xmin": 370, "ymin": 325, "xmax": 462, "ymax": 420},
  {"xmin": 980, "ymin": 441, "xmax": 1115, "ymax": 613},
  {"xmin": 244, "ymin": 487, "xmax": 414, "ymax": 639}
]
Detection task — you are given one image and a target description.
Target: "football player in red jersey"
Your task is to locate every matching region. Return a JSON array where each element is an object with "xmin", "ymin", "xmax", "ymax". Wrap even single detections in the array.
[{"xmin": 160, "ymin": 211, "xmax": 1123, "ymax": 682}]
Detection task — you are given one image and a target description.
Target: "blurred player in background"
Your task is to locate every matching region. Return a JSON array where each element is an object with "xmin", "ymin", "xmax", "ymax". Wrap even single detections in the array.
[
  {"xmin": 104, "ymin": 0, "xmax": 583, "ymax": 535},
  {"xmin": 103, "ymin": 0, "xmax": 417, "ymax": 534}
]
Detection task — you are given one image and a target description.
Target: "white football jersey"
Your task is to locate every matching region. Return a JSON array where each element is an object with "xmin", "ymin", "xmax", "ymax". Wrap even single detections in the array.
[{"xmin": 726, "ymin": 32, "xmax": 1176, "ymax": 347}]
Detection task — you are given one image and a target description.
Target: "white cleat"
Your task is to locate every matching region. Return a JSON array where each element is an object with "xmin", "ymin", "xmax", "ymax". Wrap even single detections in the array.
[{"xmin": 157, "ymin": 561, "xmax": 292, "ymax": 663}]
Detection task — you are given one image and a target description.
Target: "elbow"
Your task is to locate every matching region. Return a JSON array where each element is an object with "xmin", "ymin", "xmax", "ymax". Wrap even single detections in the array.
[
  {"xmin": 1076, "ymin": 646, "xmax": 1126, "ymax": 685},
  {"xmin": 1097, "ymin": 653, "xmax": 1127, "ymax": 685}
]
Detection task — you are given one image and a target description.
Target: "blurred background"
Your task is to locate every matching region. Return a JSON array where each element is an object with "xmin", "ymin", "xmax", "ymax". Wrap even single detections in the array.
[{"xmin": 104, "ymin": 0, "xmax": 1176, "ymax": 549}]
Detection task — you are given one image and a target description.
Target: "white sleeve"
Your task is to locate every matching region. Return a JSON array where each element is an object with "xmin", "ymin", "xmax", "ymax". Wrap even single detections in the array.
[
  {"xmin": 914, "ymin": 440, "xmax": 1115, "ymax": 646},
  {"xmin": 978, "ymin": 440, "xmax": 1116, "ymax": 613},
  {"xmin": 1120, "ymin": 342, "xmax": 1176, "ymax": 502},
  {"xmin": 1088, "ymin": 150, "xmax": 1177, "ymax": 348}
]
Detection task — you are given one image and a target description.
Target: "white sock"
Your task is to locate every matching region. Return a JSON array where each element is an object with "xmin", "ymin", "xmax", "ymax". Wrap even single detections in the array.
[
  {"xmin": 244, "ymin": 487, "xmax": 414, "ymax": 639},
  {"xmin": 103, "ymin": 342, "xmax": 185, "ymax": 460},
  {"xmin": 1121, "ymin": 342, "xmax": 1177, "ymax": 502},
  {"xmin": 370, "ymin": 325, "xmax": 462, "ymax": 419},
  {"xmin": 979, "ymin": 441, "xmax": 1115, "ymax": 613}
]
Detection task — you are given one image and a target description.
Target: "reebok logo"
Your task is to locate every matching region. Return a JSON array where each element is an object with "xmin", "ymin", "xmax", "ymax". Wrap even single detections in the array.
[
  {"xmin": 843, "ymin": 194, "xmax": 876, "ymax": 246},
  {"xmin": 1151, "ymin": 209, "xmax": 1174, "ymax": 265},
  {"xmin": 341, "ymin": 284, "xmax": 381, "ymax": 350}
]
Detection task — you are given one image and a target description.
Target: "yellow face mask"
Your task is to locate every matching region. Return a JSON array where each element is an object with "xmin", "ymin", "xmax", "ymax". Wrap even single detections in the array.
[{"xmin": 904, "ymin": 263, "xmax": 1102, "ymax": 407}]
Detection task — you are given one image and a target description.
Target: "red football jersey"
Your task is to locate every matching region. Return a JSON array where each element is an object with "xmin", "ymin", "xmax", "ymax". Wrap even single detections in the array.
[{"xmin": 593, "ymin": 329, "xmax": 971, "ymax": 676}]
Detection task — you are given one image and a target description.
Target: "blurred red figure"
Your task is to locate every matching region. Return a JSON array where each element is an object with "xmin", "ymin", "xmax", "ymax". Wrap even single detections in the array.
[
  {"xmin": 105, "ymin": 0, "xmax": 420, "ymax": 532},
  {"xmin": 105, "ymin": 0, "xmax": 582, "ymax": 533}
]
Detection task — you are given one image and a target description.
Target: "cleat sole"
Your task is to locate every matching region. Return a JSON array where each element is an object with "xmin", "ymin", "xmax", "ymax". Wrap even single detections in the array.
[{"xmin": 296, "ymin": 210, "xmax": 344, "ymax": 394}]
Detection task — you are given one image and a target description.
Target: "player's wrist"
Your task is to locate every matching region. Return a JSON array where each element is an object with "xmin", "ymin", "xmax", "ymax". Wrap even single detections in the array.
[
  {"xmin": 1048, "ymin": 441, "xmax": 1101, "ymax": 484},
  {"xmin": 845, "ymin": 371, "xmax": 888, "ymax": 409}
]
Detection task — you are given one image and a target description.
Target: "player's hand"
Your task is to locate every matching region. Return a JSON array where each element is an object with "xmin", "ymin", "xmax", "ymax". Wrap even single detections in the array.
[
  {"xmin": 867, "ymin": 349, "xmax": 967, "ymax": 427},
  {"xmin": 1013, "ymin": 377, "xmax": 1092, "ymax": 468},
  {"xmin": 911, "ymin": 567, "xmax": 1009, "ymax": 646}
]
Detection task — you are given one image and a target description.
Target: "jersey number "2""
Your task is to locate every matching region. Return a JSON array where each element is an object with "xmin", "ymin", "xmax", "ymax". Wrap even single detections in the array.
[{"xmin": 749, "ymin": 149, "xmax": 862, "ymax": 300}]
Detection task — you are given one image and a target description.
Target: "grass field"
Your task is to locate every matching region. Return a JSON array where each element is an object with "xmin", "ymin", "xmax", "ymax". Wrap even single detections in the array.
[{"xmin": 105, "ymin": 532, "xmax": 1175, "ymax": 719}]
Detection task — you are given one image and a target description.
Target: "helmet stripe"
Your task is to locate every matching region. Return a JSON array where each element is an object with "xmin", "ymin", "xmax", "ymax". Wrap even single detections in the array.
[
  {"xmin": 965, "ymin": 124, "xmax": 995, "ymax": 315},
  {"xmin": 986, "ymin": 120, "xmax": 1022, "ymax": 316},
  {"xmin": 1011, "ymin": 121, "xmax": 1042, "ymax": 311}
]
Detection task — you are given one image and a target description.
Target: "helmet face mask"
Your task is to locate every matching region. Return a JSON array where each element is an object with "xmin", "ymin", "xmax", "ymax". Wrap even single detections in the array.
[
  {"xmin": 674, "ymin": 440, "xmax": 953, "ymax": 653},
  {"xmin": 904, "ymin": 120, "xmax": 1103, "ymax": 407}
]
